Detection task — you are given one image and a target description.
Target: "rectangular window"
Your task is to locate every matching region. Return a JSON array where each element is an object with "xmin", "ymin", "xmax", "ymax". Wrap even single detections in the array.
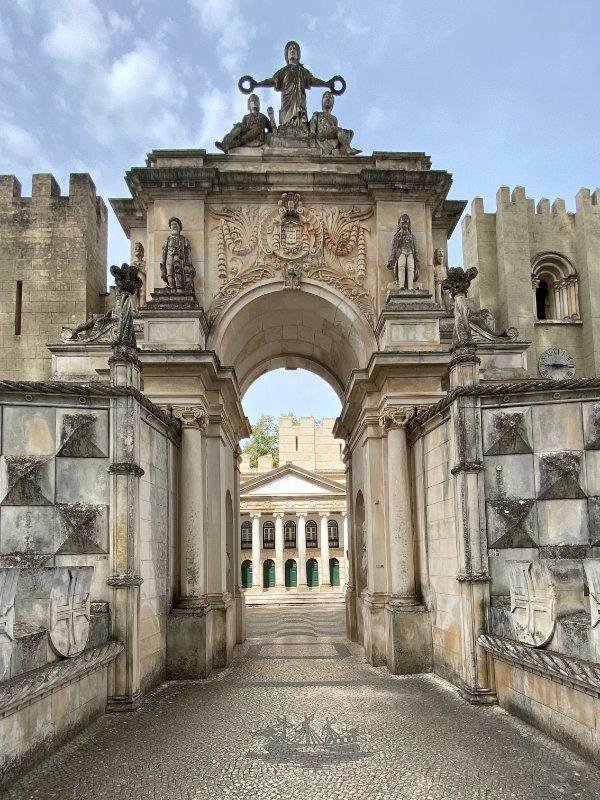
[{"xmin": 14, "ymin": 281, "xmax": 22, "ymax": 336}]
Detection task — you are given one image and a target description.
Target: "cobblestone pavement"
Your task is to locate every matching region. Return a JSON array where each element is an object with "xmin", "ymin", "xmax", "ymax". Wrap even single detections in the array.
[{"xmin": 6, "ymin": 605, "xmax": 600, "ymax": 800}]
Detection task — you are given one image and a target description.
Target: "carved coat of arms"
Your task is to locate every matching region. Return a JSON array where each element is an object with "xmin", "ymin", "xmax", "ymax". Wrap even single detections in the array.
[
  {"xmin": 508, "ymin": 561, "xmax": 556, "ymax": 647},
  {"xmin": 209, "ymin": 193, "xmax": 374, "ymax": 324},
  {"xmin": 49, "ymin": 566, "xmax": 93, "ymax": 658}
]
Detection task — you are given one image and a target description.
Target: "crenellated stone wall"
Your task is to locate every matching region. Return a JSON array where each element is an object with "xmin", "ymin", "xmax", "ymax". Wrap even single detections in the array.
[{"xmin": 0, "ymin": 174, "xmax": 108, "ymax": 381}]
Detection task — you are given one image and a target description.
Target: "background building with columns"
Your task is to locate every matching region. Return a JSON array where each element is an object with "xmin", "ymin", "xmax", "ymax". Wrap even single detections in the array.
[{"xmin": 240, "ymin": 416, "xmax": 348, "ymax": 603}]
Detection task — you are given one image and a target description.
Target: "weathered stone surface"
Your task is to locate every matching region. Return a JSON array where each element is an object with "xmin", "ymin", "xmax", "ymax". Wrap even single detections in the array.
[
  {"xmin": 0, "ymin": 567, "xmax": 19, "ymax": 680},
  {"xmin": 48, "ymin": 566, "xmax": 93, "ymax": 658}
]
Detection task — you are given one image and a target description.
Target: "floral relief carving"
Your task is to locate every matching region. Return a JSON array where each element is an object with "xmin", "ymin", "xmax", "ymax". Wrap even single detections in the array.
[{"xmin": 209, "ymin": 194, "xmax": 374, "ymax": 325}]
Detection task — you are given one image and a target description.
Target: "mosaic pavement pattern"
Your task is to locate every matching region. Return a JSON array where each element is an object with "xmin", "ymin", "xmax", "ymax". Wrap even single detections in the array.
[{"xmin": 6, "ymin": 605, "xmax": 600, "ymax": 800}]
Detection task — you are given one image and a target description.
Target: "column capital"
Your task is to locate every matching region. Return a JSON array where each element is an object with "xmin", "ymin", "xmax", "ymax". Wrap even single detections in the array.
[
  {"xmin": 319, "ymin": 512, "xmax": 330, "ymax": 518},
  {"xmin": 170, "ymin": 405, "xmax": 208, "ymax": 430},
  {"xmin": 379, "ymin": 406, "xmax": 415, "ymax": 431},
  {"xmin": 250, "ymin": 511, "xmax": 261, "ymax": 519},
  {"xmin": 341, "ymin": 511, "xmax": 347, "ymax": 518},
  {"xmin": 296, "ymin": 512, "xmax": 308, "ymax": 519},
  {"xmin": 273, "ymin": 512, "xmax": 285, "ymax": 519},
  {"xmin": 531, "ymin": 276, "xmax": 541, "ymax": 290}
]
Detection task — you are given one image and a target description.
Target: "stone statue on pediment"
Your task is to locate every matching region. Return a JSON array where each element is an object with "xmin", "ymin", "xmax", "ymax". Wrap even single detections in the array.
[
  {"xmin": 215, "ymin": 94, "xmax": 273, "ymax": 153},
  {"xmin": 433, "ymin": 247, "xmax": 449, "ymax": 308},
  {"xmin": 238, "ymin": 40, "xmax": 346, "ymax": 131},
  {"xmin": 387, "ymin": 214, "xmax": 419, "ymax": 290},
  {"xmin": 309, "ymin": 91, "xmax": 360, "ymax": 156},
  {"xmin": 160, "ymin": 217, "xmax": 195, "ymax": 292}
]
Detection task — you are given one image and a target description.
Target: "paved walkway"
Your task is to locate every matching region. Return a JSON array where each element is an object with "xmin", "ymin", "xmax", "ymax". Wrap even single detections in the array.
[{"xmin": 6, "ymin": 606, "xmax": 600, "ymax": 799}]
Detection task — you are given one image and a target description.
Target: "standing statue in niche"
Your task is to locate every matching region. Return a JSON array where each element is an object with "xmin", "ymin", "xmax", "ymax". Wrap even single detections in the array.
[
  {"xmin": 215, "ymin": 94, "xmax": 273, "ymax": 153},
  {"xmin": 433, "ymin": 247, "xmax": 449, "ymax": 308},
  {"xmin": 160, "ymin": 217, "xmax": 195, "ymax": 292},
  {"xmin": 309, "ymin": 91, "xmax": 360, "ymax": 155},
  {"xmin": 386, "ymin": 214, "xmax": 419, "ymax": 290},
  {"xmin": 238, "ymin": 40, "xmax": 346, "ymax": 130}
]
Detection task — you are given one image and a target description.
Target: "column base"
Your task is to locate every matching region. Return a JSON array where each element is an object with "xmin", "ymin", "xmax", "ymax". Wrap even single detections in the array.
[
  {"xmin": 106, "ymin": 692, "xmax": 142, "ymax": 713},
  {"xmin": 361, "ymin": 592, "xmax": 388, "ymax": 667},
  {"xmin": 345, "ymin": 586, "xmax": 358, "ymax": 642},
  {"xmin": 385, "ymin": 601, "xmax": 433, "ymax": 674},
  {"xmin": 166, "ymin": 604, "xmax": 211, "ymax": 679},
  {"xmin": 459, "ymin": 685, "xmax": 498, "ymax": 705},
  {"xmin": 207, "ymin": 592, "xmax": 235, "ymax": 669}
]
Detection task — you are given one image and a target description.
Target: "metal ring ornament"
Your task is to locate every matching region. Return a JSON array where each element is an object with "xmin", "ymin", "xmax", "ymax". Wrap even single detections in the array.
[
  {"xmin": 328, "ymin": 75, "xmax": 346, "ymax": 96},
  {"xmin": 238, "ymin": 75, "xmax": 256, "ymax": 95}
]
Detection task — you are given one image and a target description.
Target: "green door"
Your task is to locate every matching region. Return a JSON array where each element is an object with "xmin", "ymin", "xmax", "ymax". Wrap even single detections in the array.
[
  {"xmin": 285, "ymin": 559, "xmax": 297, "ymax": 588},
  {"xmin": 263, "ymin": 559, "xmax": 275, "ymax": 588},
  {"xmin": 306, "ymin": 558, "xmax": 319, "ymax": 588},
  {"xmin": 329, "ymin": 558, "xmax": 340, "ymax": 587},
  {"xmin": 241, "ymin": 560, "xmax": 253, "ymax": 589}
]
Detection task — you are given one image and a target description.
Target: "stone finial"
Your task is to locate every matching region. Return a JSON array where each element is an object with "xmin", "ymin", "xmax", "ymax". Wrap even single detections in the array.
[
  {"xmin": 441, "ymin": 266, "xmax": 478, "ymax": 299},
  {"xmin": 109, "ymin": 262, "xmax": 142, "ymax": 353},
  {"xmin": 442, "ymin": 267, "xmax": 478, "ymax": 352}
]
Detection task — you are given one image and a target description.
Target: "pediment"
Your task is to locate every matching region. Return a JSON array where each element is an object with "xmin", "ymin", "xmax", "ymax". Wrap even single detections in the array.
[{"xmin": 241, "ymin": 464, "xmax": 344, "ymax": 497}]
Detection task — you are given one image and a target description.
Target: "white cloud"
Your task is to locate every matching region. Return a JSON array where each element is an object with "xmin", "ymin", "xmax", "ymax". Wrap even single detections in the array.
[
  {"xmin": 365, "ymin": 105, "xmax": 384, "ymax": 132},
  {"xmin": 0, "ymin": 122, "xmax": 50, "ymax": 171},
  {"xmin": 197, "ymin": 87, "xmax": 239, "ymax": 149},
  {"xmin": 42, "ymin": 0, "xmax": 109, "ymax": 65},
  {"xmin": 188, "ymin": 0, "xmax": 254, "ymax": 76}
]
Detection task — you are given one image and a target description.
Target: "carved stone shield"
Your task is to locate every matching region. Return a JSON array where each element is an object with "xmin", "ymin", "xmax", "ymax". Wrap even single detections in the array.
[
  {"xmin": 0, "ymin": 567, "xmax": 19, "ymax": 680},
  {"xmin": 49, "ymin": 566, "xmax": 93, "ymax": 658},
  {"xmin": 508, "ymin": 561, "xmax": 555, "ymax": 647}
]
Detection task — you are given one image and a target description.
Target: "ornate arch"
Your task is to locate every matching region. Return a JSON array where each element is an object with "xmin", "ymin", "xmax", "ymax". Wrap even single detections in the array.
[{"xmin": 531, "ymin": 251, "xmax": 579, "ymax": 320}]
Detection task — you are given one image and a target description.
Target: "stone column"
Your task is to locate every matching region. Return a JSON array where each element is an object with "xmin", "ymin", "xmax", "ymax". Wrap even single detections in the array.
[
  {"xmin": 297, "ymin": 513, "xmax": 307, "ymax": 587},
  {"xmin": 531, "ymin": 277, "xmax": 540, "ymax": 318},
  {"xmin": 274, "ymin": 513, "xmax": 284, "ymax": 587},
  {"xmin": 320, "ymin": 513, "xmax": 331, "ymax": 586},
  {"xmin": 166, "ymin": 404, "xmax": 212, "ymax": 680},
  {"xmin": 107, "ymin": 331, "xmax": 143, "ymax": 711},
  {"xmin": 251, "ymin": 513, "xmax": 261, "ymax": 588},
  {"xmin": 379, "ymin": 409, "xmax": 416, "ymax": 604},
  {"xmin": 176, "ymin": 407, "xmax": 207, "ymax": 602}
]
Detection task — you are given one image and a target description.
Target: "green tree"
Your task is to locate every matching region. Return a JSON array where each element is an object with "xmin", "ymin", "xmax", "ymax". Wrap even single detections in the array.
[{"xmin": 242, "ymin": 414, "xmax": 279, "ymax": 468}]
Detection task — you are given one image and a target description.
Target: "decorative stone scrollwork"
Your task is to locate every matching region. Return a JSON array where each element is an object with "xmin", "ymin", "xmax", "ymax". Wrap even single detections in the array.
[
  {"xmin": 209, "ymin": 196, "xmax": 374, "ymax": 325},
  {"xmin": 170, "ymin": 405, "xmax": 208, "ymax": 431},
  {"xmin": 378, "ymin": 406, "xmax": 416, "ymax": 431},
  {"xmin": 0, "ymin": 567, "xmax": 19, "ymax": 680},
  {"xmin": 49, "ymin": 566, "xmax": 93, "ymax": 658}
]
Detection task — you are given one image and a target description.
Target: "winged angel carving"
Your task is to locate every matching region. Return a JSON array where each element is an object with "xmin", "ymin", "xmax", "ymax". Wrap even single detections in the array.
[{"xmin": 209, "ymin": 194, "xmax": 374, "ymax": 325}]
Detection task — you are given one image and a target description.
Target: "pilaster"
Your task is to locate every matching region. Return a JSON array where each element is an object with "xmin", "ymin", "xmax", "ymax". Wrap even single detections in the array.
[{"xmin": 320, "ymin": 513, "xmax": 331, "ymax": 587}]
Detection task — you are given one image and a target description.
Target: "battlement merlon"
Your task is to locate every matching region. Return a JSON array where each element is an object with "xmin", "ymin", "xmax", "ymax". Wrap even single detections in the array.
[{"xmin": 0, "ymin": 172, "xmax": 107, "ymax": 221}]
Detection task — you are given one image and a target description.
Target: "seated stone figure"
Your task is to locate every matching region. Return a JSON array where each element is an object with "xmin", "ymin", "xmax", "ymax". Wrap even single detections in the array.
[
  {"xmin": 215, "ymin": 94, "xmax": 273, "ymax": 153},
  {"xmin": 309, "ymin": 91, "xmax": 360, "ymax": 155}
]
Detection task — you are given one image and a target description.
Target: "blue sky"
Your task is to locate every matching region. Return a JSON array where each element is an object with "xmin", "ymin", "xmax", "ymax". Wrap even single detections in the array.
[{"xmin": 1, "ymin": 1, "xmax": 598, "ymax": 423}]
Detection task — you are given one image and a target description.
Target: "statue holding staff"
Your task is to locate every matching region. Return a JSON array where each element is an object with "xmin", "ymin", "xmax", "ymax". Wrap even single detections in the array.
[{"xmin": 238, "ymin": 40, "xmax": 346, "ymax": 129}]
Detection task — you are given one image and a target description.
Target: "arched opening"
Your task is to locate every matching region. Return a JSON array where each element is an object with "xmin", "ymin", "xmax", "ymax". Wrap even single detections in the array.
[
  {"xmin": 328, "ymin": 519, "xmax": 339, "ymax": 548},
  {"xmin": 532, "ymin": 252, "xmax": 579, "ymax": 321},
  {"xmin": 305, "ymin": 520, "xmax": 318, "ymax": 548},
  {"xmin": 306, "ymin": 558, "xmax": 319, "ymax": 588},
  {"xmin": 263, "ymin": 559, "xmax": 275, "ymax": 589},
  {"xmin": 262, "ymin": 521, "xmax": 275, "ymax": 549},
  {"xmin": 241, "ymin": 559, "xmax": 253, "ymax": 589},
  {"xmin": 285, "ymin": 559, "xmax": 297, "ymax": 588},
  {"xmin": 329, "ymin": 558, "xmax": 340, "ymax": 587}
]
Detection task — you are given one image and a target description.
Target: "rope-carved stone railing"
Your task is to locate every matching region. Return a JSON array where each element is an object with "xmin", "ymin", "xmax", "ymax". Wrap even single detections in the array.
[
  {"xmin": 0, "ymin": 641, "xmax": 123, "ymax": 717},
  {"xmin": 479, "ymin": 634, "xmax": 600, "ymax": 695},
  {"xmin": 407, "ymin": 377, "xmax": 600, "ymax": 432},
  {"xmin": 0, "ymin": 380, "xmax": 181, "ymax": 438}
]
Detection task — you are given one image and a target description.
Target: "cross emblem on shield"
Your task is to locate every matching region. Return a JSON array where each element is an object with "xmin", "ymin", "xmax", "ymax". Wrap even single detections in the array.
[
  {"xmin": 0, "ymin": 568, "xmax": 19, "ymax": 680},
  {"xmin": 49, "ymin": 566, "xmax": 93, "ymax": 658},
  {"xmin": 508, "ymin": 561, "xmax": 556, "ymax": 647}
]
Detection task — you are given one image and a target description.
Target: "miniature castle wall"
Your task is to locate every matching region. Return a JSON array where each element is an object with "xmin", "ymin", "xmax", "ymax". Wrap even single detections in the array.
[
  {"xmin": 240, "ymin": 416, "xmax": 345, "ymax": 481},
  {"xmin": 462, "ymin": 186, "xmax": 600, "ymax": 377},
  {"xmin": 0, "ymin": 174, "xmax": 108, "ymax": 381}
]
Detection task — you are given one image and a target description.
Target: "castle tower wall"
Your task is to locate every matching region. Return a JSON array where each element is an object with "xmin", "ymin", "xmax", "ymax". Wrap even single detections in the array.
[
  {"xmin": 0, "ymin": 173, "xmax": 108, "ymax": 380},
  {"xmin": 462, "ymin": 186, "xmax": 600, "ymax": 377}
]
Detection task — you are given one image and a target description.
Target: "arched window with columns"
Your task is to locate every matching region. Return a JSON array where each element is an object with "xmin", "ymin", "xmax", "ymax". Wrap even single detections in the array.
[
  {"xmin": 531, "ymin": 252, "xmax": 579, "ymax": 321},
  {"xmin": 327, "ymin": 519, "xmax": 339, "ymax": 547},
  {"xmin": 305, "ymin": 520, "xmax": 318, "ymax": 548},
  {"xmin": 263, "ymin": 520, "xmax": 275, "ymax": 549},
  {"xmin": 284, "ymin": 520, "xmax": 296, "ymax": 548},
  {"xmin": 241, "ymin": 520, "xmax": 252, "ymax": 549}
]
